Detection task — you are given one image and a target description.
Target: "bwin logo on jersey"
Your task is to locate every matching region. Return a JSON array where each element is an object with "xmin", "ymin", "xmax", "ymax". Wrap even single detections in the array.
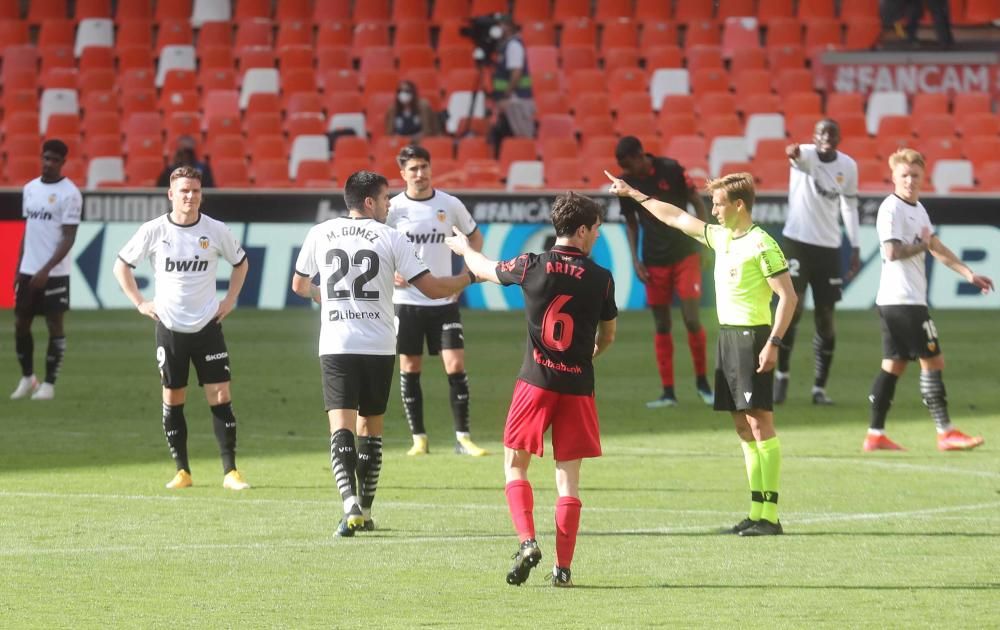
[
  {"xmin": 406, "ymin": 231, "xmax": 446, "ymax": 245},
  {"xmin": 164, "ymin": 256, "xmax": 209, "ymax": 272}
]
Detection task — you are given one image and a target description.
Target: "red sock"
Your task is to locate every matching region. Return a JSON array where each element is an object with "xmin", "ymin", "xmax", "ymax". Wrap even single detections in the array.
[
  {"xmin": 555, "ymin": 496, "xmax": 582, "ymax": 568},
  {"xmin": 687, "ymin": 327, "xmax": 707, "ymax": 378},
  {"xmin": 654, "ymin": 333, "xmax": 674, "ymax": 387},
  {"xmin": 505, "ymin": 480, "xmax": 535, "ymax": 542}
]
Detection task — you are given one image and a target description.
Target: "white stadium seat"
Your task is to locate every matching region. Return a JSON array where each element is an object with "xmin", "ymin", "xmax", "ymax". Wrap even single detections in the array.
[
  {"xmin": 239, "ymin": 68, "xmax": 280, "ymax": 109},
  {"xmin": 156, "ymin": 45, "xmax": 197, "ymax": 88},
  {"xmin": 191, "ymin": 0, "xmax": 232, "ymax": 27},
  {"xmin": 865, "ymin": 91, "xmax": 907, "ymax": 135},
  {"xmin": 744, "ymin": 113, "xmax": 785, "ymax": 157},
  {"xmin": 74, "ymin": 18, "xmax": 114, "ymax": 57},
  {"xmin": 86, "ymin": 157, "xmax": 125, "ymax": 190},
  {"xmin": 931, "ymin": 159, "xmax": 974, "ymax": 194},
  {"xmin": 506, "ymin": 161, "xmax": 544, "ymax": 191},
  {"xmin": 328, "ymin": 112, "xmax": 366, "ymax": 137},
  {"xmin": 650, "ymin": 69, "xmax": 690, "ymax": 111},
  {"xmin": 445, "ymin": 90, "xmax": 486, "ymax": 135},
  {"xmin": 289, "ymin": 135, "xmax": 331, "ymax": 179},
  {"xmin": 709, "ymin": 136, "xmax": 749, "ymax": 178},
  {"xmin": 39, "ymin": 89, "xmax": 79, "ymax": 134}
]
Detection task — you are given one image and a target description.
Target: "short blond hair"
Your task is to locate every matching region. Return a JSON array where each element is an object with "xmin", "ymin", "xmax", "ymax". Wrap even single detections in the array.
[
  {"xmin": 706, "ymin": 172, "xmax": 756, "ymax": 214},
  {"xmin": 169, "ymin": 165, "xmax": 202, "ymax": 183},
  {"xmin": 888, "ymin": 148, "xmax": 925, "ymax": 171}
]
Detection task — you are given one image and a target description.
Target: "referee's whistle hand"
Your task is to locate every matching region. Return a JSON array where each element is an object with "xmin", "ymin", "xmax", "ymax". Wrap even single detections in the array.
[{"xmin": 757, "ymin": 346, "xmax": 777, "ymax": 374}]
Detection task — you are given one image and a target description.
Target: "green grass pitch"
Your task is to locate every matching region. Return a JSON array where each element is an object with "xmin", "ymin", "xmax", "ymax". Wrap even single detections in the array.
[{"xmin": 1, "ymin": 308, "xmax": 997, "ymax": 628}]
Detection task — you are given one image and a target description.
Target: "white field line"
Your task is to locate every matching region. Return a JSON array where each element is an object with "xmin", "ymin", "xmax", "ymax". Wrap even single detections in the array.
[{"xmin": 0, "ymin": 500, "xmax": 997, "ymax": 557}]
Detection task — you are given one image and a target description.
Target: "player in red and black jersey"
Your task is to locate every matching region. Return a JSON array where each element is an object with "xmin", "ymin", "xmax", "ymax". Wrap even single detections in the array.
[
  {"xmin": 446, "ymin": 192, "xmax": 617, "ymax": 588},
  {"xmin": 616, "ymin": 136, "xmax": 714, "ymax": 408}
]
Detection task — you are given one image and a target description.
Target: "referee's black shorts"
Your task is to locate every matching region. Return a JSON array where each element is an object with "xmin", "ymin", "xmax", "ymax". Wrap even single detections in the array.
[
  {"xmin": 714, "ymin": 325, "xmax": 774, "ymax": 412},
  {"xmin": 782, "ymin": 237, "xmax": 843, "ymax": 306}
]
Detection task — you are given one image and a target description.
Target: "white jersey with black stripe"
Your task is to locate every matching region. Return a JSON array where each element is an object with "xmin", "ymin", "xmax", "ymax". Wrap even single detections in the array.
[{"xmin": 295, "ymin": 217, "xmax": 429, "ymax": 356}]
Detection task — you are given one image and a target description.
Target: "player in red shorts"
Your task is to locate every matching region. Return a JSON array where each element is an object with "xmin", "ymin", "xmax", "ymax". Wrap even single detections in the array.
[
  {"xmin": 616, "ymin": 136, "xmax": 714, "ymax": 408},
  {"xmin": 446, "ymin": 193, "xmax": 617, "ymax": 588}
]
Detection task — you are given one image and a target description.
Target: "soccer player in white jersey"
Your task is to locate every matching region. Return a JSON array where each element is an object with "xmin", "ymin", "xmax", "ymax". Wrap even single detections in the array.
[
  {"xmin": 387, "ymin": 145, "xmax": 487, "ymax": 457},
  {"xmin": 864, "ymin": 148, "xmax": 992, "ymax": 452},
  {"xmin": 291, "ymin": 170, "xmax": 475, "ymax": 537},
  {"xmin": 775, "ymin": 119, "xmax": 860, "ymax": 406},
  {"xmin": 112, "ymin": 166, "xmax": 251, "ymax": 490},
  {"xmin": 11, "ymin": 140, "xmax": 81, "ymax": 401}
]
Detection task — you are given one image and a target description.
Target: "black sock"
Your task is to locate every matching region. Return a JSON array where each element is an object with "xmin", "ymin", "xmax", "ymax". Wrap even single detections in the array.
[
  {"xmin": 447, "ymin": 371, "xmax": 471, "ymax": 434},
  {"xmin": 696, "ymin": 375, "xmax": 711, "ymax": 391},
  {"xmin": 356, "ymin": 435, "xmax": 383, "ymax": 511},
  {"xmin": 919, "ymin": 369, "xmax": 950, "ymax": 431},
  {"xmin": 869, "ymin": 370, "xmax": 898, "ymax": 430},
  {"xmin": 812, "ymin": 333, "xmax": 834, "ymax": 388},
  {"xmin": 662, "ymin": 385, "xmax": 676, "ymax": 399},
  {"xmin": 162, "ymin": 403, "xmax": 190, "ymax": 472},
  {"xmin": 44, "ymin": 336, "xmax": 66, "ymax": 385},
  {"xmin": 211, "ymin": 402, "xmax": 238, "ymax": 473},
  {"xmin": 330, "ymin": 429, "xmax": 358, "ymax": 503},
  {"xmin": 400, "ymin": 372, "xmax": 425, "ymax": 435},
  {"xmin": 15, "ymin": 332, "xmax": 33, "ymax": 376}
]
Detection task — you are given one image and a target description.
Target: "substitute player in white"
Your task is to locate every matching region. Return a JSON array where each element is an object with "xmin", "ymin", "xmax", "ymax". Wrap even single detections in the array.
[
  {"xmin": 291, "ymin": 170, "xmax": 475, "ymax": 537},
  {"xmin": 11, "ymin": 139, "xmax": 81, "ymax": 401},
  {"xmin": 387, "ymin": 144, "xmax": 487, "ymax": 457},
  {"xmin": 863, "ymin": 148, "xmax": 992, "ymax": 452},
  {"xmin": 776, "ymin": 119, "xmax": 860, "ymax": 405},
  {"xmin": 113, "ymin": 166, "xmax": 251, "ymax": 490}
]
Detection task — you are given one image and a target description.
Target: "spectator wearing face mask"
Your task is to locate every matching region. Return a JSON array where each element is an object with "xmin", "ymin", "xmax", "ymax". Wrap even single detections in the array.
[
  {"xmin": 156, "ymin": 135, "xmax": 215, "ymax": 188},
  {"xmin": 385, "ymin": 81, "xmax": 442, "ymax": 140}
]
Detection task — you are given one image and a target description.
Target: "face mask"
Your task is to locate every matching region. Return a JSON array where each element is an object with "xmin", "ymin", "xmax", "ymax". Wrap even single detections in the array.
[
  {"xmin": 397, "ymin": 91, "xmax": 414, "ymax": 105},
  {"xmin": 489, "ymin": 25, "xmax": 503, "ymax": 39}
]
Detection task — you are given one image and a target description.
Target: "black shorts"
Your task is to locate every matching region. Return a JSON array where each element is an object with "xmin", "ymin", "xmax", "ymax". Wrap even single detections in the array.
[
  {"xmin": 14, "ymin": 274, "xmax": 70, "ymax": 317},
  {"xmin": 878, "ymin": 305, "xmax": 942, "ymax": 361},
  {"xmin": 714, "ymin": 326, "xmax": 775, "ymax": 412},
  {"xmin": 155, "ymin": 320, "xmax": 231, "ymax": 389},
  {"xmin": 321, "ymin": 354, "xmax": 396, "ymax": 416},
  {"xmin": 394, "ymin": 303, "xmax": 465, "ymax": 356},
  {"xmin": 783, "ymin": 237, "xmax": 843, "ymax": 306}
]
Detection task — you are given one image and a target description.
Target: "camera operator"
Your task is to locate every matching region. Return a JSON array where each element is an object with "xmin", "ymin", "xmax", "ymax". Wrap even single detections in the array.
[{"xmin": 488, "ymin": 15, "xmax": 535, "ymax": 153}]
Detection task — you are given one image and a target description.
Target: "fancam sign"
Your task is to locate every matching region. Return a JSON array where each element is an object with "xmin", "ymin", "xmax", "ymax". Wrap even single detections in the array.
[{"xmin": 819, "ymin": 51, "xmax": 1000, "ymax": 95}]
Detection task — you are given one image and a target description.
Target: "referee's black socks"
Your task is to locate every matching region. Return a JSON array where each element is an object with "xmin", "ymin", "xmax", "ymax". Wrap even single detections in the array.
[
  {"xmin": 447, "ymin": 371, "xmax": 471, "ymax": 434},
  {"xmin": 211, "ymin": 402, "xmax": 238, "ymax": 473},
  {"xmin": 400, "ymin": 372, "xmax": 425, "ymax": 435},
  {"xmin": 162, "ymin": 403, "xmax": 190, "ymax": 472}
]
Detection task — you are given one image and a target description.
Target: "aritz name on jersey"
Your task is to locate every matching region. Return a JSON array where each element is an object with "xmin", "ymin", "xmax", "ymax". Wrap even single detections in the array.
[
  {"xmin": 164, "ymin": 256, "xmax": 209, "ymax": 273},
  {"xmin": 25, "ymin": 209, "xmax": 54, "ymax": 221},
  {"xmin": 327, "ymin": 226, "xmax": 380, "ymax": 243},
  {"xmin": 404, "ymin": 229, "xmax": 447, "ymax": 245},
  {"xmin": 546, "ymin": 260, "xmax": 585, "ymax": 279},
  {"xmin": 329, "ymin": 310, "xmax": 381, "ymax": 321}
]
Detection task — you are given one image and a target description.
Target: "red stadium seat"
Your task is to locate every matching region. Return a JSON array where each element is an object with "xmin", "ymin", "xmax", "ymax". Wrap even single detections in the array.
[
  {"xmin": 797, "ymin": 0, "xmax": 835, "ymax": 21},
  {"xmin": 537, "ymin": 114, "xmax": 576, "ymax": 142},
  {"xmin": 634, "ymin": 0, "xmax": 672, "ymax": 21},
  {"xmin": 604, "ymin": 47, "xmax": 641, "ymax": 73},
  {"xmin": 562, "ymin": 46, "xmax": 598, "ymax": 73},
  {"xmin": 674, "ymin": 0, "xmax": 714, "ymax": 23},
  {"xmin": 546, "ymin": 158, "xmax": 588, "ymax": 188},
  {"xmin": 601, "ymin": 18, "xmax": 638, "ymax": 50},
  {"xmin": 757, "ymin": 0, "xmax": 794, "ymax": 24},
  {"xmin": 686, "ymin": 45, "xmax": 724, "ymax": 73},
  {"xmin": 434, "ymin": 0, "xmax": 471, "ymax": 25},
  {"xmin": 28, "ymin": 0, "xmax": 67, "ymax": 25},
  {"xmin": 639, "ymin": 21, "xmax": 678, "ymax": 52},
  {"xmin": 553, "ymin": 0, "xmax": 590, "ymax": 20},
  {"xmin": 214, "ymin": 159, "xmax": 251, "ymax": 187},
  {"xmin": 825, "ymin": 92, "xmax": 865, "ymax": 118},
  {"xmin": 252, "ymin": 158, "xmax": 293, "ymax": 187},
  {"xmin": 513, "ymin": 0, "xmax": 550, "ymax": 23},
  {"xmin": 562, "ymin": 18, "xmax": 596, "ymax": 47},
  {"xmin": 520, "ymin": 20, "xmax": 556, "ymax": 46},
  {"xmin": 126, "ymin": 156, "xmax": 164, "ymax": 186},
  {"xmin": 276, "ymin": 21, "xmax": 312, "ymax": 48},
  {"xmin": 686, "ymin": 20, "xmax": 721, "ymax": 46},
  {"xmin": 275, "ymin": 0, "xmax": 311, "ymax": 22},
  {"xmin": 38, "ymin": 19, "xmax": 75, "ymax": 47},
  {"xmin": 313, "ymin": 0, "xmax": 351, "ymax": 23}
]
